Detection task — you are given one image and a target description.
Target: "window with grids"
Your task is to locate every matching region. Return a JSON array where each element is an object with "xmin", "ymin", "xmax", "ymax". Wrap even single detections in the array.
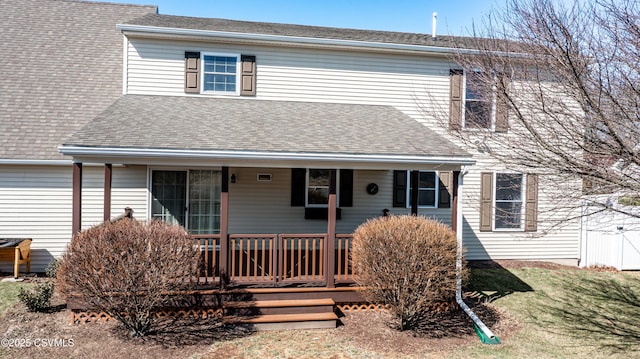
[
  {"xmin": 202, "ymin": 54, "xmax": 238, "ymax": 94},
  {"xmin": 408, "ymin": 171, "xmax": 438, "ymax": 207}
]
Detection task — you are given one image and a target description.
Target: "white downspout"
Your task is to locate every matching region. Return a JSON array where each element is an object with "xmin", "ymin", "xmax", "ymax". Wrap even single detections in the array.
[{"xmin": 455, "ymin": 166, "xmax": 498, "ymax": 342}]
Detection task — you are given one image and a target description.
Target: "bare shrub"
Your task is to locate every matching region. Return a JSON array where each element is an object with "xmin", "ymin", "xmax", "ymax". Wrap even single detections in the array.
[
  {"xmin": 352, "ymin": 215, "xmax": 465, "ymax": 331},
  {"xmin": 57, "ymin": 219, "xmax": 201, "ymax": 337}
]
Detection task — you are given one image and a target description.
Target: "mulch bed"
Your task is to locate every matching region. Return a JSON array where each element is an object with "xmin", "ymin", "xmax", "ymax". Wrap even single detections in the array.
[{"xmin": 0, "ymin": 260, "xmax": 578, "ymax": 358}]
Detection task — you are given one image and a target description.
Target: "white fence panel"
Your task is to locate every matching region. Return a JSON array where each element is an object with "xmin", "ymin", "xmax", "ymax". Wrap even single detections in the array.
[{"xmin": 581, "ymin": 201, "xmax": 640, "ymax": 270}]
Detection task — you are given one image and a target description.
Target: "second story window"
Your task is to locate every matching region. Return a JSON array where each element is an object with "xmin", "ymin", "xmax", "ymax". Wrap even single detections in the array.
[
  {"xmin": 464, "ymin": 71, "xmax": 494, "ymax": 129},
  {"xmin": 185, "ymin": 51, "xmax": 256, "ymax": 96},
  {"xmin": 449, "ymin": 69, "xmax": 508, "ymax": 132},
  {"xmin": 202, "ymin": 54, "xmax": 239, "ymax": 94}
]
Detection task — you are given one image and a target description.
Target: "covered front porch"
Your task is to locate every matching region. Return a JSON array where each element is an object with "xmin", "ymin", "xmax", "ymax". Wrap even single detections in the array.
[
  {"xmin": 60, "ymin": 95, "xmax": 474, "ymax": 291},
  {"xmin": 67, "ymin": 162, "xmax": 467, "ymax": 290}
]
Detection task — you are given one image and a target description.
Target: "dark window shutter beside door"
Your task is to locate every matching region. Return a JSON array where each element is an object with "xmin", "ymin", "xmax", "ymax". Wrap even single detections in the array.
[
  {"xmin": 525, "ymin": 174, "xmax": 538, "ymax": 232},
  {"xmin": 495, "ymin": 72, "xmax": 510, "ymax": 132},
  {"xmin": 184, "ymin": 51, "xmax": 200, "ymax": 93},
  {"xmin": 479, "ymin": 172, "xmax": 493, "ymax": 232},
  {"xmin": 339, "ymin": 169, "xmax": 353, "ymax": 207},
  {"xmin": 291, "ymin": 168, "xmax": 306, "ymax": 206},
  {"xmin": 438, "ymin": 171, "xmax": 452, "ymax": 208},
  {"xmin": 449, "ymin": 69, "xmax": 463, "ymax": 130},
  {"xmin": 240, "ymin": 55, "xmax": 256, "ymax": 96},
  {"xmin": 392, "ymin": 170, "xmax": 407, "ymax": 207}
]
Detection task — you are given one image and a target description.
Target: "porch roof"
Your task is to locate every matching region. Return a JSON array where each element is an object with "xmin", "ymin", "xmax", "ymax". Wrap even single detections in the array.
[{"xmin": 59, "ymin": 95, "xmax": 474, "ymax": 169}]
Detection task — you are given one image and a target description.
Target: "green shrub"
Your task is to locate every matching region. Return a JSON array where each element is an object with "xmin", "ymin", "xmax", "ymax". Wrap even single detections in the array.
[
  {"xmin": 45, "ymin": 258, "xmax": 61, "ymax": 278},
  {"xmin": 57, "ymin": 219, "xmax": 201, "ymax": 337},
  {"xmin": 352, "ymin": 215, "xmax": 465, "ymax": 330},
  {"xmin": 18, "ymin": 282, "xmax": 54, "ymax": 312}
]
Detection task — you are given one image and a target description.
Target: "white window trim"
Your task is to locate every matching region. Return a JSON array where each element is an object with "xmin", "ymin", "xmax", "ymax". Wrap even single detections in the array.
[
  {"xmin": 405, "ymin": 170, "xmax": 439, "ymax": 209},
  {"xmin": 462, "ymin": 70, "xmax": 497, "ymax": 131},
  {"xmin": 200, "ymin": 52, "xmax": 241, "ymax": 96},
  {"xmin": 492, "ymin": 171, "xmax": 525, "ymax": 231},
  {"xmin": 147, "ymin": 167, "xmax": 222, "ymax": 231},
  {"xmin": 305, "ymin": 169, "xmax": 340, "ymax": 208}
]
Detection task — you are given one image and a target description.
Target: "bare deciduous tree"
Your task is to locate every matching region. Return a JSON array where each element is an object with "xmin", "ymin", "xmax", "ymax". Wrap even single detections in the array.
[{"xmin": 442, "ymin": 0, "xmax": 640, "ymax": 220}]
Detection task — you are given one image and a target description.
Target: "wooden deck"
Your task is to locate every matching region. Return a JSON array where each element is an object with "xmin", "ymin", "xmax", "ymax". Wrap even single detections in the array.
[{"xmin": 69, "ymin": 233, "xmax": 364, "ymax": 329}]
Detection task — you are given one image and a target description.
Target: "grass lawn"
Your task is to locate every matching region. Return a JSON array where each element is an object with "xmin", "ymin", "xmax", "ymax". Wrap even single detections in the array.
[
  {"xmin": 452, "ymin": 267, "xmax": 640, "ymax": 358},
  {"xmin": 0, "ymin": 266, "xmax": 638, "ymax": 358},
  {"xmin": 0, "ymin": 281, "xmax": 26, "ymax": 315}
]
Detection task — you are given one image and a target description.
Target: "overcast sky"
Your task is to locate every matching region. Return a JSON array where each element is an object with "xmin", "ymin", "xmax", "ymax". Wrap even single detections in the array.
[{"xmin": 99, "ymin": 0, "xmax": 506, "ymax": 35}]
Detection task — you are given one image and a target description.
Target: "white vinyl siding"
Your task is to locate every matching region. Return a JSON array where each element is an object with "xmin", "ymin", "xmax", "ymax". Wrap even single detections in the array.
[
  {"xmin": 124, "ymin": 39, "xmax": 450, "ymax": 124},
  {"xmin": 118, "ymin": 37, "xmax": 583, "ymax": 263},
  {"xmin": 226, "ymin": 168, "xmax": 448, "ymax": 234},
  {"xmin": 0, "ymin": 165, "xmax": 148, "ymax": 273},
  {"xmin": 460, "ymin": 160, "xmax": 581, "ymax": 261}
]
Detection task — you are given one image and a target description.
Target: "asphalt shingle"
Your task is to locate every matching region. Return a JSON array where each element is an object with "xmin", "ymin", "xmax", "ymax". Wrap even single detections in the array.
[
  {"xmin": 122, "ymin": 13, "xmax": 481, "ymax": 50},
  {"xmin": 63, "ymin": 95, "xmax": 470, "ymax": 159},
  {"xmin": 0, "ymin": 0, "xmax": 156, "ymax": 160}
]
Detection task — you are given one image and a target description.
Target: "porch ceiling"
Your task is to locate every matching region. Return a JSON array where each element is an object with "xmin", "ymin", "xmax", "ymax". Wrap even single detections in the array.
[{"xmin": 60, "ymin": 95, "xmax": 474, "ymax": 169}]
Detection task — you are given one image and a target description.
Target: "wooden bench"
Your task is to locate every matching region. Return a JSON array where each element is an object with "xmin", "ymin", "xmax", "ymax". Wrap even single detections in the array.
[{"xmin": 0, "ymin": 239, "xmax": 31, "ymax": 279}]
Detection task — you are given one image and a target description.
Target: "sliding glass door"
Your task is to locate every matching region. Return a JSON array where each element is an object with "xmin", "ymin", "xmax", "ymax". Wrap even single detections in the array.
[{"xmin": 151, "ymin": 169, "xmax": 221, "ymax": 234}]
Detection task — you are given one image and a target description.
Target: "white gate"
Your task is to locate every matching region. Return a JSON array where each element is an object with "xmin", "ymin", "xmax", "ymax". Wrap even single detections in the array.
[{"xmin": 581, "ymin": 203, "xmax": 640, "ymax": 270}]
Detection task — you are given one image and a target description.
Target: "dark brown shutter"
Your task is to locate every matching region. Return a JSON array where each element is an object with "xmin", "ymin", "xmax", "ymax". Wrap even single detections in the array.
[
  {"xmin": 449, "ymin": 69, "xmax": 463, "ymax": 130},
  {"xmin": 339, "ymin": 169, "xmax": 353, "ymax": 207},
  {"xmin": 525, "ymin": 174, "xmax": 538, "ymax": 232},
  {"xmin": 438, "ymin": 171, "xmax": 452, "ymax": 208},
  {"xmin": 240, "ymin": 55, "xmax": 256, "ymax": 96},
  {"xmin": 184, "ymin": 51, "xmax": 200, "ymax": 93},
  {"xmin": 392, "ymin": 170, "xmax": 407, "ymax": 207},
  {"xmin": 291, "ymin": 168, "xmax": 306, "ymax": 206},
  {"xmin": 480, "ymin": 172, "xmax": 493, "ymax": 232},
  {"xmin": 495, "ymin": 72, "xmax": 510, "ymax": 132}
]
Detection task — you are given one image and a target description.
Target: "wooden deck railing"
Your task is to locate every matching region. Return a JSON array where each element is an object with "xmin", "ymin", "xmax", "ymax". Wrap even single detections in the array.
[
  {"xmin": 335, "ymin": 234, "xmax": 356, "ymax": 284},
  {"xmin": 192, "ymin": 234, "xmax": 220, "ymax": 284},
  {"xmin": 192, "ymin": 232, "xmax": 355, "ymax": 287},
  {"xmin": 229, "ymin": 234, "xmax": 277, "ymax": 285},
  {"xmin": 279, "ymin": 234, "xmax": 326, "ymax": 284}
]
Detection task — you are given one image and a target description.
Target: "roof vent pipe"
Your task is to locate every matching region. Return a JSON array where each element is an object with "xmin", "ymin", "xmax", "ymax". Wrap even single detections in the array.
[{"xmin": 432, "ymin": 12, "xmax": 437, "ymax": 39}]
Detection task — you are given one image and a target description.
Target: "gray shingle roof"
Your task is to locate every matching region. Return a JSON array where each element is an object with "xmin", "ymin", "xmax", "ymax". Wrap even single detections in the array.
[
  {"xmin": 63, "ymin": 95, "xmax": 470, "ymax": 159},
  {"xmin": 0, "ymin": 0, "xmax": 156, "ymax": 160},
  {"xmin": 122, "ymin": 13, "xmax": 481, "ymax": 50}
]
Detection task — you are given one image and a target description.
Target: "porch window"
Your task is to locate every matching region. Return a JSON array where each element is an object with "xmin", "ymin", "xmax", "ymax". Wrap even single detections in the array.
[
  {"xmin": 151, "ymin": 169, "xmax": 221, "ymax": 234},
  {"xmin": 494, "ymin": 173, "xmax": 524, "ymax": 230},
  {"xmin": 404, "ymin": 171, "xmax": 439, "ymax": 208},
  {"xmin": 307, "ymin": 169, "xmax": 331, "ymax": 207}
]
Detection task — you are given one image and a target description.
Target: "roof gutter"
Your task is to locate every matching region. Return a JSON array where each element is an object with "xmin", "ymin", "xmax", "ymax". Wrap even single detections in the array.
[
  {"xmin": 0, "ymin": 159, "xmax": 72, "ymax": 166},
  {"xmin": 58, "ymin": 146, "xmax": 476, "ymax": 166},
  {"xmin": 116, "ymin": 24, "xmax": 484, "ymax": 56}
]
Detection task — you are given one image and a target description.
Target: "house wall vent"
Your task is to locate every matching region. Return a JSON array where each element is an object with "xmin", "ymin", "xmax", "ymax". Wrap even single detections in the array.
[{"xmin": 257, "ymin": 173, "xmax": 272, "ymax": 182}]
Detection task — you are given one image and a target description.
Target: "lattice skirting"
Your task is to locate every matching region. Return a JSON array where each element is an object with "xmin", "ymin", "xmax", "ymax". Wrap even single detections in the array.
[
  {"xmin": 70, "ymin": 307, "xmax": 224, "ymax": 324},
  {"xmin": 337, "ymin": 302, "xmax": 390, "ymax": 312}
]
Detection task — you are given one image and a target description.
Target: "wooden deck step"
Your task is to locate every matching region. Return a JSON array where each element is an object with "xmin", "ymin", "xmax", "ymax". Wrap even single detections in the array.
[
  {"xmin": 225, "ymin": 312, "xmax": 339, "ymax": 331},
  {"xmin": 224, "ymin": 298, "xmax": 335, "ymax": 308},
  {"xmin": 224, "ymin": 298, "xmax": 335, "ymax": 315}
]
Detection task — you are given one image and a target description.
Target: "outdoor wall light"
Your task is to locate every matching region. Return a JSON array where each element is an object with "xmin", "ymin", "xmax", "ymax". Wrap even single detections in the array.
[{"xmin": 230, "ymin": 173, "xmax": 237, "ymax": 183}]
